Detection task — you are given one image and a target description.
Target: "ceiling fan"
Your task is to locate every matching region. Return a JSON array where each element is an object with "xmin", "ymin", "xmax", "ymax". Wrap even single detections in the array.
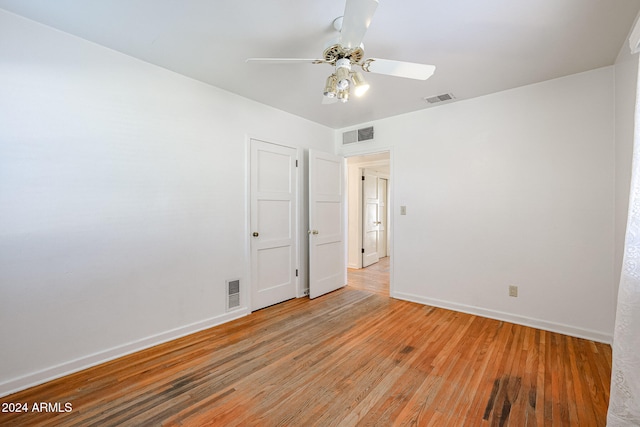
[{"xmin": 246, "ymin": 0, "xmax": 435, "ymax": 104}]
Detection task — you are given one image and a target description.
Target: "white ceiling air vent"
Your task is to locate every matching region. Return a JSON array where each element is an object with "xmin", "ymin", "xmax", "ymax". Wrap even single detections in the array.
[
  {"xmin": 424, "ymin": 93, "xmax": 455, "ymax": 105},
  {"xmin": 343, "ymin": 126, "xmax": 374, "ymax": 145}
]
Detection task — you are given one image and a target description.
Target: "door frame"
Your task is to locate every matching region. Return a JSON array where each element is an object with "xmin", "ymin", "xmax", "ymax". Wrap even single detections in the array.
[
  {"xmin": 377, "ymin": 177, "xmax": 389, "ymax": 259},
  {"xmin": 246, "ymin": 136, "xmax": 305, "ymax": 311},
  {"xmin": 344, "ymin": 149, "xmax": 394, "ymax": 296}
]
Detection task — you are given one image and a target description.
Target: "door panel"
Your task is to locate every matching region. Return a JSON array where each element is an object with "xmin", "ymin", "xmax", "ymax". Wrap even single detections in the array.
[
  {"xmin": 316, "ymin": 202, "xmax": 342, "ymax": 235},
  {"xmin": 251, "ymin": 139, "xmax": 297, "ymax": 310},
  {"xmin": 257, "ymin": 246, "xmax": 292, "ymax": 291},
  {"xmin": 309, "ymin": 150, "xmax": 346, "ymax": 299},
  {"xmin": 257, "ymin": 200, "xmax": 291, "ymax": 240},
  {"xmin": 362, "ymin": 168, "xmax": 380, "ymax": 267},
  {"xmin": 257, "ymin": 150, "xmax": 292, "ymax": 192}
]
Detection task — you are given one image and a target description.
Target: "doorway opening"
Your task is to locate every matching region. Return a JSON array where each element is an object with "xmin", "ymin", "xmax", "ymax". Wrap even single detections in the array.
[{"xmin": 346, "ymin": 152, "xmax": 391, "ymax": 297}]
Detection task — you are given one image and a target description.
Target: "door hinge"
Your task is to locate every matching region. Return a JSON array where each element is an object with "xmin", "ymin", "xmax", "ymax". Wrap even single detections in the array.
[
  {"xmin": 362, "ymin": 175, "xmax": 365, "ymax": 180},
  {"xmin": 296, "ymin": 160, "xmax": 298, "ymax": 167},
  {"xmin": 361, "ymin": 248, "xmax": 365, "ymax": 253},
  {"xmin": 295, "ymin": 269, "xmax": 298, "ymax": 277}
]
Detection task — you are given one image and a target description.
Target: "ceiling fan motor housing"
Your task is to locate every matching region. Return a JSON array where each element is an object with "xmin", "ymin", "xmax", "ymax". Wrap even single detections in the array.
[{"xmin": 322, "ymin": 43, "xmax": 364, "ymax": 64}]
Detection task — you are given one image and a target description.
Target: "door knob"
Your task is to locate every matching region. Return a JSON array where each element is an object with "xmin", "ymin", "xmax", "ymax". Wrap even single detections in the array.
[
  {"xmin": 252, "ymin": 232, "xmax": 259, "ymax": 237},
  {"xmin": 312, "ymin": 230, "xmax": 319, "ymax": 235}
]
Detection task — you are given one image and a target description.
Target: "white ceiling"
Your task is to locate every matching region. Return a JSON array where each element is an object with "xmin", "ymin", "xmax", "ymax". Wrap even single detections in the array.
[{"xmin": 1, "ymin": 0, "xmax": 639, "ymax": 129}]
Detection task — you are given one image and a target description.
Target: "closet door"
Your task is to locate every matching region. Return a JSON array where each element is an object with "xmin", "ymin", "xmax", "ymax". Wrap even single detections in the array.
[{"xmin": 250, "ymin": 139, "xmax": 298, "ymax": 310}]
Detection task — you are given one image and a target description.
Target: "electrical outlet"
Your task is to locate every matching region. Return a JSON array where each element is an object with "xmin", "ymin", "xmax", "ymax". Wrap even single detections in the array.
[{"xmin": 509, "ymin": 285, "xmax": 518, "ymax": 297}]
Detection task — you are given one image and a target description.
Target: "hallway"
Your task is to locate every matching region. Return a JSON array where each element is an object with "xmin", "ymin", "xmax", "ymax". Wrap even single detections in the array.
[{"xmin": 347, "ymin": 256, "xmax": 390, "ymax": 296}]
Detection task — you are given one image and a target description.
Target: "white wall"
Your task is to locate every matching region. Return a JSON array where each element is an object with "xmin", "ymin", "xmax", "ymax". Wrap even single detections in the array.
[
  {"xmin": 0, "ymin": 10, "xmax": 333, "ymax": 396},
  {"xmin": 339, "ymin": 67, "xmax": 616, "ymax": 342}
]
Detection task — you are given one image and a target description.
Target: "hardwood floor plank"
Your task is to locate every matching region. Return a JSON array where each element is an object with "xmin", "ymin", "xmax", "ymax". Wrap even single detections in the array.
[
  {"xmin": 347, "ymin": 256, "xmax": 390, "ymax": 296},
  {"xmin": 0, "ymin": 265, "xmax": 612, "ymax": 426}
]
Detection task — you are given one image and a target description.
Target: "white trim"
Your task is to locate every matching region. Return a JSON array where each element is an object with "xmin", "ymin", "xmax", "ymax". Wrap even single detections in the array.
[
  {"xmin": 388, "ymin": 149, "xmax": 394, "ymax": 293},
  {"xmin": 392, "ymin": 291, "xmax": 612, "ymax": 344},
  {"xmin": 0, "ymin": 309, "xmax": 249, "ymax": 398},
  {"xmin": 244, "ymin": 135, "xmax": 252, "ymax": 311},
  {"xmin": 295, "ymin": 147, "xmax": 305, "ymax": 298}
]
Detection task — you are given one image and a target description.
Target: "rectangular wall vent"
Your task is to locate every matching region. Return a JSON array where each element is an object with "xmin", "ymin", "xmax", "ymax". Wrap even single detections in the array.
[
  {"xmin": 343, "ymin": 126, "xmax": 374, "ymax": 144},
  {"xmin": 226, "ymin": 279, "xmax": 240, "ymax": 311},
  {"xmin": 424, "ymin": 93, "xmax": 456, "ymax": 105}
]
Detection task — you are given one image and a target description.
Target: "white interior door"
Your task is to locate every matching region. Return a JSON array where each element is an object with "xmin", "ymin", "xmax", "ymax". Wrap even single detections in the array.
[
  {"xmin": 250, "ymin": 139, "xmax": 298, "ymax": 310},
  {"xmin": 378, "ymin": 177, "xmax": 388, "ymax": 258},
  {"xmin": 309, "ymin": 150, "xmax": 346, "ymax": 299},
  {"xmin": 362, "ymin": 168, "xmax": 380, "ymax": 267}
]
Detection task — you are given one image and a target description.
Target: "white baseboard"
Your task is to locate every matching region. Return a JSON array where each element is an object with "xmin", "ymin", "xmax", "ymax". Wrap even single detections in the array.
[
  {"xmin": 392, "ymin": 291, "xmax": 612, "ymax": 344},
  {"xmin": 0, "ymin": 308, "xmax": 250, "ymax": 398}
]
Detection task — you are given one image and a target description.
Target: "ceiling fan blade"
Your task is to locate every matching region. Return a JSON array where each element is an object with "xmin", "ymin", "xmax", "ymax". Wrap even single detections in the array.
[
  {"xmin": 245, "ymin": 58, "xmax": 325, "ymax": 64},
  {"xmin": 340, "ymin": 0, "xmax": 378, "ymax": 49},
  {"xmin": 364, "ymin": 59, "xmax": 436, "ymax": 80}
]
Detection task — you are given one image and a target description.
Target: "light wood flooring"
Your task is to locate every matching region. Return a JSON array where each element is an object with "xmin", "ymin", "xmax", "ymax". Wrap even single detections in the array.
[
  {"xmin": 1, "ymin": 266, "xmax": 611, "ymax": 426},
  {"xmin": 347, "ymin": 256, "xmax": 390, "ymax": 296}
]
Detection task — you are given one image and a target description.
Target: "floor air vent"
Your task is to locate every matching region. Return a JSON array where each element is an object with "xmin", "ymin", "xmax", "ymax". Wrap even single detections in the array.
[
  {"xmin": 424, "ymin": 93, "xmax": 455, "ymax": 105},
  {"xmin": 226, "ymin": 279, "xmax": 240, "ymax": 311},
  {"xmin": 343, "ymin": 126, "xmax": 374, "ymax": 144}
]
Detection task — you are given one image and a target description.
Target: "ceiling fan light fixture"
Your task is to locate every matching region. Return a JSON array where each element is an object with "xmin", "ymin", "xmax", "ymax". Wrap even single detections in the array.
[
  {"xmin": 336, "ymin": 66, "xmax": 350, "ymax": 91},
  {"xmin": 335, "ymin": 58, "xmax": 352, "ymax": 91},
  {"xmin": 351, "ymin": 71, "xmax": 370, "ymax": 97},
  {"xmin": 324, "ymin": 74, "xmax": 338, "ymax": 98},
  {"xmin": 337, "ymin": 88, "xmax": 350, "ymax": 103}
]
